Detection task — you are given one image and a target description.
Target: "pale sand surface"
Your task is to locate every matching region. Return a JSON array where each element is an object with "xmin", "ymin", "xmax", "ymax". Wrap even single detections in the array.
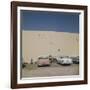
[
  {"xmin": 22, "ymin": 31, "xmax": 79, "ymax": 63},
  {"xmin": 22, "ymin": 64, "xmax": 79, "ymax": 77}
]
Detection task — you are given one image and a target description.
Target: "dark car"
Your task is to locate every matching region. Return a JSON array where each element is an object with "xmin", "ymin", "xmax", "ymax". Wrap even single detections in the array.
[{"xmin": 71, "ymin": 56, "xmax": 79, "ymax": 64}]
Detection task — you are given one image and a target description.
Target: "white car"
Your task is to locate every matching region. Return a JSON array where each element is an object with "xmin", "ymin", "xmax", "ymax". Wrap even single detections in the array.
[
  {"xmin": 37, "ymin": 58, "xmax": 51, "ymax": 67},
  {"xmin": 57, "ymin": 57, "xmax": 73, "ymax": 65}
]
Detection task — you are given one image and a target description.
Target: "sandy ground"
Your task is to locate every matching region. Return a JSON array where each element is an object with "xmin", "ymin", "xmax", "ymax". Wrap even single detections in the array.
[
  {"xmin": 22, "ymin": 63, "xmax": 79, "ymax": 78},
  {"xmin": 22, "ymin": 31, "xmax": 79, "ymax": 63}
]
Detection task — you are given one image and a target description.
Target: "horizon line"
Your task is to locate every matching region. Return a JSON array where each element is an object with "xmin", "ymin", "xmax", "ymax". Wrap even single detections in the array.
[{"xmin": 22, "ymin": 30, "xmax": 79, "ymax": 34}]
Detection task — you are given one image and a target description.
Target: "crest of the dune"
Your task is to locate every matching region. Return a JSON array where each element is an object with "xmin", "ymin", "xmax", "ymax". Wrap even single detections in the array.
[{"xmin": 22, "ymin": 30, "xmax": 79, "ymax": 63}]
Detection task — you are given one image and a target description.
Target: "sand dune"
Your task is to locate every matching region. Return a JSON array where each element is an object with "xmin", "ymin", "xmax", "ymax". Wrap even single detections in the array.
[{"xmin": 22, "ymin": 31, "xmax": 79, "ymax": 63}]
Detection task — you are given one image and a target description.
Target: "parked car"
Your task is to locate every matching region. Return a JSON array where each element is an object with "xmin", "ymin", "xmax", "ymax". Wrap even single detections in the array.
[
  {"xmin": 48, "ymin": 56, "xmax": 57, "ymax": 63},
  {"xmin": 56, "ymin": 57, "xmax": 73, "ymax": 65},
  {"xmin": 22, "ymin": 62, "xmax": 28, "ymax": 68},
  {"xmin": 72, "ymin": 56, "xmax": 79, "ymax": 64},
  {"xmin": 37, "ymin": 58, "xmax": 51, "ymax": 67}
]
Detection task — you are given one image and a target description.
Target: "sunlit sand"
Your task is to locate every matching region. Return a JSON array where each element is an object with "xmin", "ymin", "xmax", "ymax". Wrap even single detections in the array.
[{"xmin": 22, "ymin": 31, "xmax": 79, "ymax": 63}]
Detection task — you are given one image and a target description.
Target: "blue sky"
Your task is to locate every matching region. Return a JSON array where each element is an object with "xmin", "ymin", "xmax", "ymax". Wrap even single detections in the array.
[{"xmin": 20, "ymin": 10, "xmax": 80, "ymax": 33}]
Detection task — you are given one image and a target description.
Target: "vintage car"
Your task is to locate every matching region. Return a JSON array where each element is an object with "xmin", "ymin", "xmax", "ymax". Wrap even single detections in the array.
[
  {"xmin": 37, "ymin": 57, "xmax": 51, "ymax": 67},
  {"xmin": 56, "ymin": 57, "xmax": 73, "ymax": 65}
]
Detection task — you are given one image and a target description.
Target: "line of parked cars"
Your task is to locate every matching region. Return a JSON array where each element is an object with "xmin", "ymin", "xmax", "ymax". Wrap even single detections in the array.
[{"xmin": 37, "ymin": 56, "xmax": 79, "ymax": 67}]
